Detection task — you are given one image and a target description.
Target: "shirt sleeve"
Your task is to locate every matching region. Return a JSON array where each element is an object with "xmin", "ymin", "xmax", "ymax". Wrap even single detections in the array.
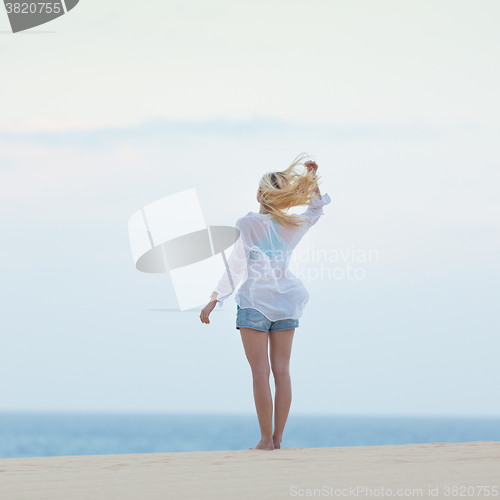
[
  {"xmin": 210, "ymin": 219, "xmax": 249, "ymax": 308},
  {"xmin": 303, "ymin": 192, "xmax": 331, "ymax": 225},
  {"xmin": 290, "ymin": 192, "xmax": 332, "ymax": 243}
]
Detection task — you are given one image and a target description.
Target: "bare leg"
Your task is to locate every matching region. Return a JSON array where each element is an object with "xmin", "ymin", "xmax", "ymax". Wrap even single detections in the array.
[
  {"xmin": 269, "ymin": 329, "xmax": 295, "ymax": 449},
  {"xmin": 240, "ymin": 328, "xmax": 274, "ymax": 450}
]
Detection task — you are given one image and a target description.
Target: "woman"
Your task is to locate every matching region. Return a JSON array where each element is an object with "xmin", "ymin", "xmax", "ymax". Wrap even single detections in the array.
[{"xmin": 199, "ymin": 152, "xmax": 331, "ymax": 450}]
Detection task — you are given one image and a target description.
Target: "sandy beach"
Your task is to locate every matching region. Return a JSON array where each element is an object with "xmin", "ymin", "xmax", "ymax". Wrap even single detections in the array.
[{"xmin": 1, "ymin": 441, "xmax": 498, "ymax": 499}]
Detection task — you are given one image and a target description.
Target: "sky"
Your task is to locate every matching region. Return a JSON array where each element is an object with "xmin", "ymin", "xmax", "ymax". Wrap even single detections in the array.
[{"xmin": 0, "ymin": 0, "xmax": 499, "ymax": 416}]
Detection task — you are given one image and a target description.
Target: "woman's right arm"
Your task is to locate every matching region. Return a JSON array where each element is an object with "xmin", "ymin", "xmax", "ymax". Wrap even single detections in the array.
[
  {"xmin": 292, "ymin": 161, "xmax": 331, "ymax": 238},
  {"xmin": 306, "ymin": 162, "xmax": 322, "ymax": 202}
]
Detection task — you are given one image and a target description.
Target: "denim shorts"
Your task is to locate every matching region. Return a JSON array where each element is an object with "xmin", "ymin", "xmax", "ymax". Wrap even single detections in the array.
[{"xmin": 236, "ymin": 305, "xmax": 299, "ymax": 332}]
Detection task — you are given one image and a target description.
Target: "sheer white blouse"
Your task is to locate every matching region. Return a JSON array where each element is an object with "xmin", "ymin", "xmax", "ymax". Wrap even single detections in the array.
[{"xmin": 211, "ymin": 192, "xmax": 331, "ymax": 321}]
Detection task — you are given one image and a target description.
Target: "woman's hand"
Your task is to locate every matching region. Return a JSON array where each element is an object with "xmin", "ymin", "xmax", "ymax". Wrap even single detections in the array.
[
  {"xmin": 305, "ymin": 160, "xmax": 321, "ymax": 198},
  {"xmin": 200, "ymin": 300, "xmax": 217, "ymax": 324},
  {"xmin": 305, "ymin": 160, "xmax": 318, "ymax": 175}
]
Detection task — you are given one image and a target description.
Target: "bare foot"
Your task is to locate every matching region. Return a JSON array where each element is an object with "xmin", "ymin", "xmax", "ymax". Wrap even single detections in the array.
[
  {"xmin": 250, "ymin": 438, "xmax": 275, "ymax": 451},
  {"xmin": 273, "ymin": 435, "xmax": 282, "ymax": 449}
]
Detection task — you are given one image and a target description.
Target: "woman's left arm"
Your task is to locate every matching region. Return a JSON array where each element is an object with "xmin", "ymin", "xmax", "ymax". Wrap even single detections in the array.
[{"xmin": 200, "ymin": 222, "xmax": 249, "ymax": 324}]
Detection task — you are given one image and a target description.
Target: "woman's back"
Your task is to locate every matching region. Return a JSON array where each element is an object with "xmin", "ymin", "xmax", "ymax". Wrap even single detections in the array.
[{"xmin": 213, "ymin": 192, "xmax": 331, "ymax": 321}]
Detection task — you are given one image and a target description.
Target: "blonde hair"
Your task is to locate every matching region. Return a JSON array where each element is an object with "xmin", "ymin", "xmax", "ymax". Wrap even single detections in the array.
[{"xmin": 258, "ymin": 152, "xmax": 322, "ymax": 229}]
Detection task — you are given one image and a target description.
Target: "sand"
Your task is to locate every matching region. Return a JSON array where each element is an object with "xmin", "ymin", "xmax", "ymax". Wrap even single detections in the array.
[{"xmin": 1, "ymin": 441, "xmax": 499, "ymax": 499}]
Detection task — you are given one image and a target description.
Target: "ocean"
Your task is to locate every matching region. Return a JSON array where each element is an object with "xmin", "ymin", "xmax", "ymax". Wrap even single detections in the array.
[{"xmin": 0, "ymin": 413, "xmax": 499, "ymax": 459}]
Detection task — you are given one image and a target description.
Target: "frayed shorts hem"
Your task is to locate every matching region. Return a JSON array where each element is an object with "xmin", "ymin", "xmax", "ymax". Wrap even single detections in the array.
[{"xmin": 236, "ymin": 324, "xmax": 297, "ymax": 332}]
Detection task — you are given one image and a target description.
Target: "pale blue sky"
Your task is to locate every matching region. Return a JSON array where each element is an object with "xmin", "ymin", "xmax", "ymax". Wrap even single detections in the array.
[{"xmin": 0, "ymin": 1, "xmax": 499, "ymax": 416}]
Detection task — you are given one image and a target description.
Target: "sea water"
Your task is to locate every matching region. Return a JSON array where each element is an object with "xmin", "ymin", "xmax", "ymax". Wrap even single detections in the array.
[{"xmin": 0, "ymin": 413, "xmax": 499, "ymax": 459}]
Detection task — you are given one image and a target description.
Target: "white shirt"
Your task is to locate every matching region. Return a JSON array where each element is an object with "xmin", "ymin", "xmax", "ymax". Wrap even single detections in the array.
[{"xmin": 212, "ymin": 192, "xmax": 331, "ymax": 321}]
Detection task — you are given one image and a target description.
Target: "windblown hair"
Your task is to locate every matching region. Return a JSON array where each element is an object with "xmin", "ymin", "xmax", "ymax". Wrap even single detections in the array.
[{"xmin": 258, "ymin": 152, "xmax": 322, "ymax": 229}]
